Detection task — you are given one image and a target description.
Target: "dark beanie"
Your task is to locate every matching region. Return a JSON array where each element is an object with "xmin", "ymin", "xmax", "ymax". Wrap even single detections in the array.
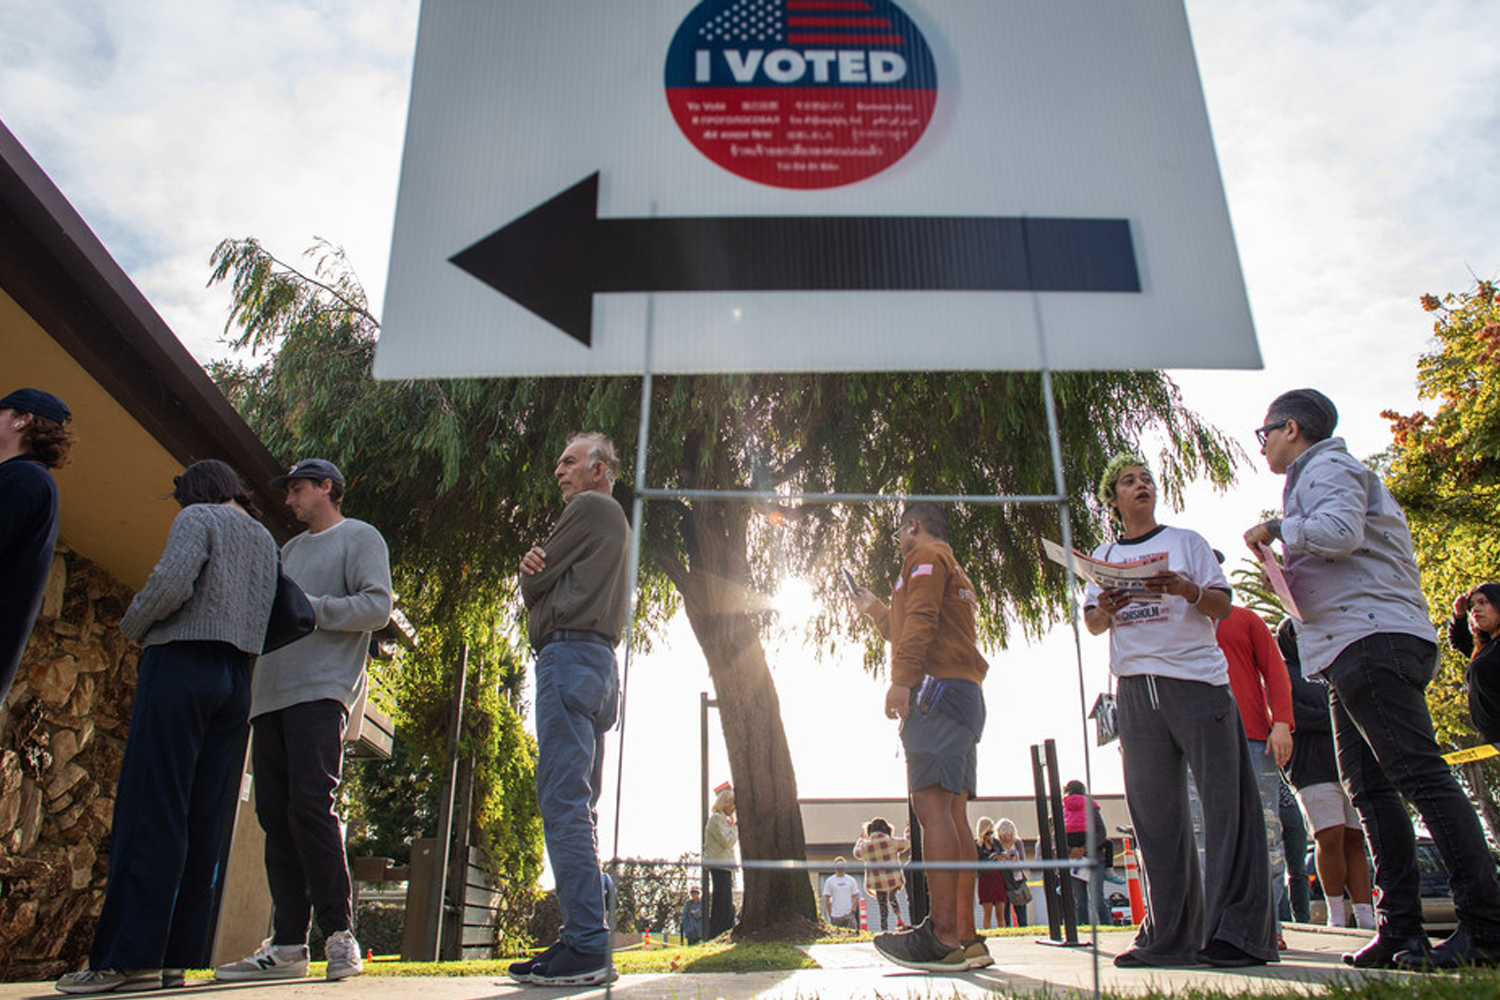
[{"xmin": 0, "ymin": 387, "xmax": 71, "ymax": 424}]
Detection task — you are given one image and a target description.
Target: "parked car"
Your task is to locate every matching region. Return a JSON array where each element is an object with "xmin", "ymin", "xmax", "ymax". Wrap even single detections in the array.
[{"xmin": 1306, "ymin": 837, "xmax": 1455, "ymax": 932}]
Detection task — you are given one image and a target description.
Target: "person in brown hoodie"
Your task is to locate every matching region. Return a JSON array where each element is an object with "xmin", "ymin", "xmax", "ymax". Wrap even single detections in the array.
[{"xmin": 854, "ymin": 502, "xmax": 989, "ymax": 972}]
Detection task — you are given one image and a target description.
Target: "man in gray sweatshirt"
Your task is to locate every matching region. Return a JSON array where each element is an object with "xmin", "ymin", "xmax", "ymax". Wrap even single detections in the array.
[
  {"xmin": 509, "ymin": 433, "xmax": 631, "ymax": 988},
  {"xmin": 216, "ymin": 459, "xmax": 392, "ymax": 984}
]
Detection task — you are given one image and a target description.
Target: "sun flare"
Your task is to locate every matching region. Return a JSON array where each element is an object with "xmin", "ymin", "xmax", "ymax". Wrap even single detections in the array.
[{"xmin": 770, "ymin": 577, "xmax": 821, "ymax": 627}]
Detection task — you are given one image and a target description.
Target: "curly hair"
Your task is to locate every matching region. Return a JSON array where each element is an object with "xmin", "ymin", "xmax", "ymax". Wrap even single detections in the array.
[
  {"xmin": 1096, "ymin": 453, "xmax": 1151, "ymax": 514},
  {"xmin": 21, "ymin": 415, "xmax": 77, "ymax": 469}
]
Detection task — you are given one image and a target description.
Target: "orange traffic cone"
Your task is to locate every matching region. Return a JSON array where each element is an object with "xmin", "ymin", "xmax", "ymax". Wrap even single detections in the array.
[{"xmin": 1123, "ymin": 835, "xmax": 1145, "ymax": 925}]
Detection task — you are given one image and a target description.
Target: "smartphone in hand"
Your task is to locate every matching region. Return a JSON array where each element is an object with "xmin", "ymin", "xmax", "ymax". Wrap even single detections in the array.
[{"xmin": 839, "ymin": 567, "xmax": 859, "ymax": 595}]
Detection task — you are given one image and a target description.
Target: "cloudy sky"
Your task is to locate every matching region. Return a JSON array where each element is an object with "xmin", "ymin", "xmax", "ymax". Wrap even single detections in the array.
[{"xmin": 5, "ymin": 0, "xmax": 1500, "ymax": 859}]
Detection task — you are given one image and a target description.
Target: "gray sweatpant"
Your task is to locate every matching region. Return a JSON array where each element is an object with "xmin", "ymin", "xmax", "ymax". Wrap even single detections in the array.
[{"xmin": 1117, "ymin": 674, "xmax": 1277, "ymax": 965}]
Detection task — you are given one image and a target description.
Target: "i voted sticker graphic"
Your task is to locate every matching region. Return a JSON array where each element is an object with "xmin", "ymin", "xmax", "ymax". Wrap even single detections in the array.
[{"xmin": 665, "ymin": 0, "xmax": 938, "ymax": 189}]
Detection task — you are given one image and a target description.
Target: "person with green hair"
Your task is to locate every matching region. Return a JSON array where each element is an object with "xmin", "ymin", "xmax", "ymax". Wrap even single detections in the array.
[{"xmin": 1084, "ymin": 455, "xmax": 1277, "ymax": 969}]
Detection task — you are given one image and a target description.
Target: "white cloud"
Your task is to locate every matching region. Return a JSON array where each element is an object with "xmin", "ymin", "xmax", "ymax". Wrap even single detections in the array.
[{"xmin": 0, "ymin": 0, "xmax": 418, "ymax": 360}]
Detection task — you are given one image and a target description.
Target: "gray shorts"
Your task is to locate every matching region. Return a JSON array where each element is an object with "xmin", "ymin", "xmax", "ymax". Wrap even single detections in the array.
[
  {"xmin": 901, "ymin": 696, "xmax": 978, "ymax": 797},
  {"xmin": 1297, "ymin": 780, "xmax": 1361, "ymax": 833}
]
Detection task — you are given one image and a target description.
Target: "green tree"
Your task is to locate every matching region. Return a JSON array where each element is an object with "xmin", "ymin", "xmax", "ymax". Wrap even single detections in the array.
[
  {"xmin": 207, "ymin": 238, "xmax": 1241, "ymax": 936},
  {"xmin": 608, "ymin": 855, "xmax": 697, "ymax": 934},
  {"xmin": 1383, "ymin": 277, "xmax": 1500, "ymax": 843},
  {"xmin": 1228, "ymin": 557, "xmax": 1286, "ymax": 627},
  {"xmin": 206, "ymin": 239, "xmax": 546, "ymax": 934}
]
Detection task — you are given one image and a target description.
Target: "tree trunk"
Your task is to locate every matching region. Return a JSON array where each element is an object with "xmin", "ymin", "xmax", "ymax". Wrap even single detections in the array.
[{"xmin": 646, "ymin": 498, "xmax": 818, "ymax": 934}]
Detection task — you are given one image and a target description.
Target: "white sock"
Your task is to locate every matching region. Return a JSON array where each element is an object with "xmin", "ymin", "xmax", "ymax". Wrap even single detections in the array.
[
  {"xmin": 1325, "ymin": 896, "xmax": 1347, "ymax": 928},
  {"xmin": 1352, "ymin": 903, "xmax": 1376, "ymax": 930}
]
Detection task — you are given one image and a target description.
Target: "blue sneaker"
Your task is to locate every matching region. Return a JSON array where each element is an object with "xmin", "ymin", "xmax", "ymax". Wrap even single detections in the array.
[
  {"xmin": 507, "ymin": 940, "xmax": 565, "ymax": 983},
  {"xmin": 528, "ymin": 943, "xmax": 617, "ymax": 986}
]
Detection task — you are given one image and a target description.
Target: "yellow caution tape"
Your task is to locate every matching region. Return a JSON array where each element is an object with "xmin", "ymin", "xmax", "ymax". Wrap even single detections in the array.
[{"xmin": 1443, "ymin": 744, "xmax": 1500, "ymax": 765}]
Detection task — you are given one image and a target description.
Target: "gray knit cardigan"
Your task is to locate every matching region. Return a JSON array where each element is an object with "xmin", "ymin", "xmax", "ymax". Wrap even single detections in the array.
[{"xmin": 118, "ymin": 502, "xmax": 280, "ymax": 654}]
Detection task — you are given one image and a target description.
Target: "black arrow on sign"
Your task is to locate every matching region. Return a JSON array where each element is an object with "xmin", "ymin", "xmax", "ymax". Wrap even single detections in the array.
[{"xmin": 450, "ymin": 172, "xmax": 1140, "ymax": 347}]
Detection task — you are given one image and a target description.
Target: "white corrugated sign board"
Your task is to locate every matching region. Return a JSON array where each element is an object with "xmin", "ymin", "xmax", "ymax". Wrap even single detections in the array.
[{"xmin": 375, "ymin": 0, "xmax": 1260, "ymax": 378}]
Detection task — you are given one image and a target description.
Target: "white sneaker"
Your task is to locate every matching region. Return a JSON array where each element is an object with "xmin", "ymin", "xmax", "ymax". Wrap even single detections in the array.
[
  {"xmin": 214, "ymin": 938, "xmax": 310, "ymax": 981},
  {"xmin": 54, "ymin": 969, "xmax": 161, "ymax": 994},
  {"xmin": 324, "ymin": 930, "xmax": 364, "ymax": 980}
]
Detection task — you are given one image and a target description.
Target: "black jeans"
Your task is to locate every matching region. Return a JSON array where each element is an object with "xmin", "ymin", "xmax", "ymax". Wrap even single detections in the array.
[
  {"xmin": 1280, "ymin": 793, "xmax": 1310, "ymax": 923},
  {"xmin": 1327, "ymin": 632, "xmax": 1500, "ymax": 939},
  {"xmin": 251, "ymin": 699, "xmax": 352, "ymax": 944},
  {"xmin": 708, "ymin": 867, "xmax": 735, "ymax": 938}
]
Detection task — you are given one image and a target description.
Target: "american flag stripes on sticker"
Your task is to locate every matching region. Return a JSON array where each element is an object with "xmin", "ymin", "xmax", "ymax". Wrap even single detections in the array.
[{"xmin": 664, "ymin": 0, "xmax": 938, "ymax": 189}]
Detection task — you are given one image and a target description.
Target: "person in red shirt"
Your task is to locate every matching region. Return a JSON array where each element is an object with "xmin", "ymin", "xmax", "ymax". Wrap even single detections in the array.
[{"xmin": 1215, "ymin": 602, "xmax": 1295, "ymax": 937}]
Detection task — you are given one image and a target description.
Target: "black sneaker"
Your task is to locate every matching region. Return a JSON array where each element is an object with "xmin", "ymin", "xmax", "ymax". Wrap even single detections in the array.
[
  {"xmin": 507, "ymin": 940, "xmax": 565, "ymax": 983},
  {"xmin": 528, "ymin": 943, "xmax": 617, "ymax": 986},
  {"xmin": 1397, "ymin": 927, "xmax": 1500, "ymax": 970},
  {"xmin": 873, "ymin": 916, "xmax": 929, "ymax": 952},
  {"xmin": 872, "ymin": 922, "xmax": 967, "ymax": 972}
]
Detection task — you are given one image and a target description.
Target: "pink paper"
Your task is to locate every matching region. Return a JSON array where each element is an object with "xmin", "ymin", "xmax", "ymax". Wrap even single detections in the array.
[{"xmin": 1256, "ymin": 542, "xmax": 1302, "ymax": 622}]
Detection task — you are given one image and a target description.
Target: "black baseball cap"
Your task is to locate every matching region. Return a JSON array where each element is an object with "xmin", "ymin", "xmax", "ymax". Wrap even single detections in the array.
[
  {"xmin": 1, "ymin": 388, "xmax": 71, "ymax": 424},
  {"xmin": 270, "ymin": 458, "xmax": 345, "ymax": 490}
]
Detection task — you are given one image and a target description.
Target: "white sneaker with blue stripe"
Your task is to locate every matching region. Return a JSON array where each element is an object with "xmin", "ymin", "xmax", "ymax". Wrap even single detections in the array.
[{"xmin": 214, "ymin": 939, "xmax": 310, "ymax": 981}]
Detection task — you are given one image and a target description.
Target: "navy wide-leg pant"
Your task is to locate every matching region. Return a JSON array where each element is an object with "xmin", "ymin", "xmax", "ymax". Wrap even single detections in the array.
[{"xmin": 91, "ymin": 641, "xmax": 251, "ymax": 970}]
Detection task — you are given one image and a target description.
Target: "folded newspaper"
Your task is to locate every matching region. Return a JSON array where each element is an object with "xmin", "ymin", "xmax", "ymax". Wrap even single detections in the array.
[{"xmin": 1042, "ymin": 538, "xmax": 1168, "ymax": 601}]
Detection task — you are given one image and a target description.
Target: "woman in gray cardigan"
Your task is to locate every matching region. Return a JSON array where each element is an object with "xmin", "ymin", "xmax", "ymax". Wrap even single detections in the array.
[{"xmin": 58, "ymin": 460, "xmax": 279, "ymax": 995}]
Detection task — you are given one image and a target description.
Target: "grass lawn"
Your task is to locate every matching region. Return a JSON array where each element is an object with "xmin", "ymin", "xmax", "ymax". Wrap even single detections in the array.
[{"xmin": 284, "ymin": 940, "xmax": 815, "ymax": 977}]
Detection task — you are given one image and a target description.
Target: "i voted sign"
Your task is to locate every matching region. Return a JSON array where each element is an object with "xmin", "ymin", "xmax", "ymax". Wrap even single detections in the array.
[
  {"xmin": 665, "ymin": 0, "xmax": 938, "ymax": 188},
  {"xmin": 377, "ymin": 1, "xmax": 1263, "ymax": 378}
]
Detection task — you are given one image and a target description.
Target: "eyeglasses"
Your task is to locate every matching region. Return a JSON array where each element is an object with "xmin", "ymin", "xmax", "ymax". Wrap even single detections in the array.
[{"xmin": 1255, "ymin": 420, "xmax": 1288, "ymax": 447}]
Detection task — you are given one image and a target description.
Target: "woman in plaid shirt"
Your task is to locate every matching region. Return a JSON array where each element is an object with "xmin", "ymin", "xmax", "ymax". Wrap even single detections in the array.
[{"xmin": 854, "ymin": 817, "xmax": 910, "ymax": 932}]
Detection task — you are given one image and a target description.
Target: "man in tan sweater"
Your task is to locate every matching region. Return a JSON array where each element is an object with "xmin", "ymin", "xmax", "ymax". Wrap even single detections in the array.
[{"xmin": 855, "ymin": 502, "xmax": 989, "ymax": 972}]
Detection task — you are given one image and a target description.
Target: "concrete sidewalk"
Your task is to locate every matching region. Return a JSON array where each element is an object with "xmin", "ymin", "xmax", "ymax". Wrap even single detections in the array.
[{"xmin": 2, "ymin": 926, "xmax": 1413, "ymax": 1000}]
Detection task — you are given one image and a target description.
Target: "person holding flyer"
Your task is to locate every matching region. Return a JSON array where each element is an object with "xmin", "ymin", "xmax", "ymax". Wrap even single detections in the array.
[
  {"xmin": 1084, "ymin": 454, "xmax": 1277, "ymax": 969},
  {"xmin": 1246, "ymin": 388, "xmax": 1500, "ymax": 969}
]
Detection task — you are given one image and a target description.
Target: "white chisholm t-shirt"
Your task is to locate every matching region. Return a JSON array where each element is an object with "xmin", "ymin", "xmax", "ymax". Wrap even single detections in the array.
[
  {"xmin": 822, "ymin": 873, "xmax": 862, "ymax": 917},
  {"xmin": 1083, "ymin": 524, "xmax": 1230, "ymax": 685}
]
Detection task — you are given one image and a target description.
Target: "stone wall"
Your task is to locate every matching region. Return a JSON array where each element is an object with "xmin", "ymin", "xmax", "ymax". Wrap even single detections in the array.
[{"xmin": 0, "ymin": 545, "xmax": 140, "ymax": 981}]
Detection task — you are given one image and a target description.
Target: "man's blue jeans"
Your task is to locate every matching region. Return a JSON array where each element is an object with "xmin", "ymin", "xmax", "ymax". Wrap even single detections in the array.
[
  {"xmin": 1245, "ymin": 739, "xmax": 1287, "ymax": 925},
  {"xmin": 1327, "ymin": 632, "xmax": 1500, "ymax": 939},
  {"xmin": 1072, "ymin": 865, "xmax": 1110, "ymax": 925},
  {"xmin": 534, "ymin": 640, "xmax": 619, "ymax": 956}
]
